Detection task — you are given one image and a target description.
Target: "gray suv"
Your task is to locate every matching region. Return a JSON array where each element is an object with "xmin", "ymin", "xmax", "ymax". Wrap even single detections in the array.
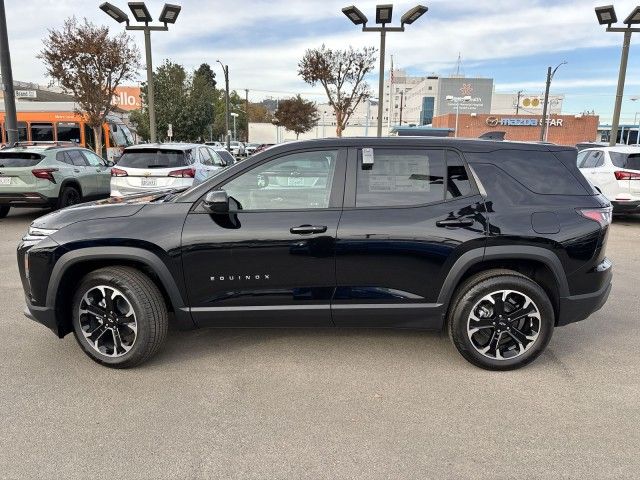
[{"xmin": 0, "ymin": 143, "xmax": 112, "ymax": 218}]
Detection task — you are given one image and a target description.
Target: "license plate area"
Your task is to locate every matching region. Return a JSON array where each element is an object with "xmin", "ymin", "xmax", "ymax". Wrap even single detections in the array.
[
  {"xmin": 140, "ymin": 178, "xmax": 157, "ymax": 187},
  {"xmin": 0, "ymin": 177, "xmax": 11, "ymax": 185}
]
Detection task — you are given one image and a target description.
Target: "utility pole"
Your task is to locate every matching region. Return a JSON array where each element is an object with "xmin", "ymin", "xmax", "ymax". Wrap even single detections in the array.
[
  {"xmin": 217, "ymin": 61, "xmax": 231, "ymax": 150},
  {"xmin": 515, "ymin": 90, "xmax": 522, "ymax": 115},
  {"xmin": 245, "ymin": 88, "xmax": 249, "ymax": 142},
  {"xmin": 399, "ymin": 90, "xmax": 404, "ymax": 125},
  {"xmin": 540, "ymin": 62, "xmax": 566, "ymax": 142},
  {"xmin": 0, "ymin": 0, "xmax": 18, "ymax": 145},
  {"xmin": 610, "ymin": 30, "xmax": 632, "ymax": 146}
]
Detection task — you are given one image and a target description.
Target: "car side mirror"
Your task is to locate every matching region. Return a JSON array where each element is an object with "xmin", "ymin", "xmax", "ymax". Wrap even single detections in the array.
[{"xmin": 203, "ymin": 189, "xmax": 229, "ymax": 214}]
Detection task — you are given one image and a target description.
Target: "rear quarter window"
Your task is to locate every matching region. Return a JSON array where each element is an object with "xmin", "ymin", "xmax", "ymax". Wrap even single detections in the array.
[
  {"xmin": 0, "ymin": 152, "xmax": 44, "ymax": 167},
  {"xmin": 466, "ymin": 149, "xmax": 589, "ymax": 195}
]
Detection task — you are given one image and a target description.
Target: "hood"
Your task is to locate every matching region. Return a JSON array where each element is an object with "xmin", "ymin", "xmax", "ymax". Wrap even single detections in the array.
[{"xmin": 31, "ymin": 191, "xmax": 174, "ymax": 230}]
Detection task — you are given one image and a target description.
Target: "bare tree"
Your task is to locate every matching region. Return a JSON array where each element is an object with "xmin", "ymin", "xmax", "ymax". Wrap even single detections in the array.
[
  {"xmin": 39, "ymin": 18, "xmax": 140, "ymax": 153},
  {"xmin": 298, "ymin": 45, "xmax": 376, "ymax": 137},
  {"xmin": 274, "ymin": 95, "xmax": 319, "ymax": 139}
]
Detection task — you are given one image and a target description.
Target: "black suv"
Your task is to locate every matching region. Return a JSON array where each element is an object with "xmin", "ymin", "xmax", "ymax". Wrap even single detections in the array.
[{"xmin": 17, "ymin": 138, "xmax": 612, "ymax": 370}]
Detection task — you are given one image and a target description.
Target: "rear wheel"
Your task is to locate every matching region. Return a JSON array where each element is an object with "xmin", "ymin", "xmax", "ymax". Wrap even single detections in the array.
[
  {"xmin": 448, "ymin": 270, "xmax": 554, "ymax": 370},
  {"xmin": 0, "ymin": 206, "xmax": 9, "ymax": 218},
  {"xmin": 57, "ymin": 185, "xmax": 81, "ymax": 209},
  {"xmin": 71, "ymin": 266, "xmax": 168, "ymax": 368}
]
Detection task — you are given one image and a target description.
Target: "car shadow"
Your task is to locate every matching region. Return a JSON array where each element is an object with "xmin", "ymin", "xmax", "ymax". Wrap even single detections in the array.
[{"xmin": 612, "ymin": 214, "xmax": 640, "ymax": 225}]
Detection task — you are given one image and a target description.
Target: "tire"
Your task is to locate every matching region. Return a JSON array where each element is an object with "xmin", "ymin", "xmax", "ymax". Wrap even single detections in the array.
[
  {"xmin": 56, "ymin": 185, "xmax": 81, "ymax": 209},
  {"xmin": 448, "ymin": 269, "xmax": 554, "ymax": 371},
  {"xmin": 0, "ymin": 205, "xmax": 9, "ymax": 218},
  {"xmin": 71, "ymin": 266, "xmax": 168, "ymax": 368}
]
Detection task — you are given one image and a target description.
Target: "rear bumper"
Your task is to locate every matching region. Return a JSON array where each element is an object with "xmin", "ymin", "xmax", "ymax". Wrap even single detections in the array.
[
  {"xmin": 0, "ymin": 192, "xmax": 54, "ymax": 207},
  {"xmin": 557, "ymin": 263, "xmax": 612, "ymax": 326},
  {"xmin": 110, "ymin": 178, "xmax": 193, "ymax": 197},
  {"xmin": 611, "ymin": 200, "xmax": 640, "ymax": 213}
]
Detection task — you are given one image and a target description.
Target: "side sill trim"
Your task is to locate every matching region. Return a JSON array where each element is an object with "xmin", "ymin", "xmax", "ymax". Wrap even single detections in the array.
[
  {"xmin": 332, "ymin": 303, "xmax": 441, "ymax": 309},
  {"xmin": 185, "ymin": 303, "xmax": 441, "ymax": 313}
]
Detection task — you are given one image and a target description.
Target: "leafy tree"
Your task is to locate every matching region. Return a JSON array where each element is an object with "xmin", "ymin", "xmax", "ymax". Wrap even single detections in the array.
[
  {"xmin": 248, "ymin": 103, "xmax": 273, "ymax": 123},
  {"xmin": 39, "ymin": 17, "xmax": 140, "ymax": 153},
  {"xmin": 274, "ymin": 95, "xmax": 318, "ymax": 139},
  {"xmin": 298, "ymin": 45, "xmax": 376, "ymax": 137}
]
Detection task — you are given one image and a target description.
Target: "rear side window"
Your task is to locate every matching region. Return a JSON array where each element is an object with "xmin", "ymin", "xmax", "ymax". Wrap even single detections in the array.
[
  {"xmin": 66, "ymin": 150, "xmax": 88, "ymax": 167},
  {"xmin": 356, "ymin": 149, "xmax": 445, "ymax": 207},
  {"xmin": 31, "ymin": 123, "xmax": 54, "ymax": 141},
  {"xmin": 117, "ymin": 149, "xmax": 189, "ymax": 169},
  {"xmin": 610, "ymin": 152, "xmax": 640, "ymax": 170},
  {"xmin": 468, "ymin": 149, "xmax": 588, "ymax": 195},
  {"xmin": 0, "ymin": 152, "xmax": 44, "ymax": 167},
  {"xmin": 446, "ymin": 150, "xmax": 472, "ymax": 199},
  {"xmin": 582, "ymin": 150, "xmax": 604, "ymax": 168}
]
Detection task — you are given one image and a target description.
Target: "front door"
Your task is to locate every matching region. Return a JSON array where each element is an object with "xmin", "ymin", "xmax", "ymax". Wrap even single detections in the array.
[
  {"xmin": 82, "ymin": 149, "xmax": 112, "ymax": 196},
  {"xmin": 334, "ymin": 147, "xmax": 488, "ymax": 329},
  {"xmin": 181, "ymin": 148, "xmax": 346, "ymax": 327},
  {"xmin": 66, "ymin": 149, "xmax": 97, "ymax": 197}
]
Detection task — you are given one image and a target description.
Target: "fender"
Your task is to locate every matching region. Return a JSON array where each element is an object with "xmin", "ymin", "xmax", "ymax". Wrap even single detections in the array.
[
  {"xmin": 59, "ymin": 178, "xmax": 83, "ymax": 196},
  {"xmin": 46, "ymin": 246, "xmax": 194, "ymax": 329},
  {"xmin": 437, "ymin": 245, "xmax": 569, "ymax": 307}
]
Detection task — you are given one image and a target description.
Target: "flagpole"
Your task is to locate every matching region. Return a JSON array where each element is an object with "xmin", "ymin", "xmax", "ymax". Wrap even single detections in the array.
[{"xmin": 387, "ymin": 54, "xmax": 393, "ymax": 134}]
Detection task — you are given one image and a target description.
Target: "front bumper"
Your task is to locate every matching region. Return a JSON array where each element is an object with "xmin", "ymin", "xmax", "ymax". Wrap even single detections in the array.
[{"xmin": 24, "ymin": 296, "xmax": 61, "ymax": 337}]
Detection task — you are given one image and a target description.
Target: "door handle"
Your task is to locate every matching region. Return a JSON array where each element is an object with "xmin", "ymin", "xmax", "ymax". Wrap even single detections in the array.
[
  {"xmin": 73, "ymin": 169, "xmax": 80, "ymax": 173},
  {"xmin": 436, "ymin": 218, "xmax": 475, "ymax": 228},
  {"xmin": 290, "ymin": 225, "xmax": 328, "ymax": 235}
]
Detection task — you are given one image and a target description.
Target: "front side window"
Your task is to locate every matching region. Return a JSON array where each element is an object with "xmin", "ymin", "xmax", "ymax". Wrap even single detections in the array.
[
  {"xmin": 222, "ymin": 150, "xmax": 338, "ymax": 210},
  {"xmin": 67, "ymin": 150, "xmax": 88, "ymax": 167},
  {"xmin": 199, "ymin": 147, "xmax": 214, "ymax": 166},
  {"xmin": 31, "ymin": 123, "xmax": 54, "ymax": 141},
  {"xmin": 356, "ymin": 149, "xmax": 445, "ymax": 207}
]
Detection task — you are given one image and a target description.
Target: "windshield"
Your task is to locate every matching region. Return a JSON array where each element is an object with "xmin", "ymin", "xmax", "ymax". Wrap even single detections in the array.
[
  {"xmin": 117, "ymin": 149, "xmax": 191, "ymax": 169},
  {"xmin": 0, "ymin": 151, "xmax": 44, "ymax": 167},
  {"xmin": 610, "ymin": 152, "xmax": 640, "ymax": 170},
  {"xmin": 109, "ymin": 123, "xmax": 134, "ymax": 147}
]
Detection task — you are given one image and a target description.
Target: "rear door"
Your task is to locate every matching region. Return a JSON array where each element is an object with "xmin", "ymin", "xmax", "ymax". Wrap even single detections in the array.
[{"xmin": 333, "ymin": 146, "xmax": 488, "ymax": 329}]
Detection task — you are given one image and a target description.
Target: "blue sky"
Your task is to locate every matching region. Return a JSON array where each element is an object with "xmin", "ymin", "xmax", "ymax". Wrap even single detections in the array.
[{"xmin": 8, "ymin": 0, "xmax": 640, "ymax": 123}]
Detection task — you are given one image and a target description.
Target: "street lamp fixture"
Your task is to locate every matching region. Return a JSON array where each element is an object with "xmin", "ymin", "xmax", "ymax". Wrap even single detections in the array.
[
  {"xmin": 128, "ymin": 2, "xmax": 153, "ymax": 23},
  {"xmin": 401, "ymin": 5, "xmax": 428, "ymax": 25},
  {"xmin": 341, "ymin": 3, "xmax": 429, "ymax": 137},
  {"xmin": 595, "ymin": 5, "xmax": 617, "ymax": 25},
  {"xmin": 376, "ymin": 4, "xmax": 393, "ymax": 24},
  {"xmin": 625, "ymin": 6, "xmax": 640, "ymax": 24},
  {"xmin": 159, "ymin": 3, "xmax": 181, "ymax": 23},
  {"xmin": 595, "ymin": 4, "xmax": 640, "ymax": 146},
  {"xmin": 100, "ymin": 2, "xmax": 181, "ymax": 143},
  {"xmin": 342, "ymin": 5, "xmax": 367, "ymax": 24},
  {"xmin": 99, "ymin": 2, "xmax": 129, "ymax": 23}
]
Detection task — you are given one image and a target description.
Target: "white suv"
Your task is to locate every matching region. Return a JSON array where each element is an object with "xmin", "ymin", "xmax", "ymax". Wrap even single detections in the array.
[
  {"xmin": 578, "ymin": 146, "xmax": 640, "ymax": 213},
  {"xmin": 110, "ymin": 143, "xmax": 228, "ymax": 196}
]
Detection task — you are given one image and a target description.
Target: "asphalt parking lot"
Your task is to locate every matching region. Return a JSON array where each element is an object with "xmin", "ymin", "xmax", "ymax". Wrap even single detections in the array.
[{"xmin": 0, "ymin": 209, "xmax": 638, "ymax": 480}]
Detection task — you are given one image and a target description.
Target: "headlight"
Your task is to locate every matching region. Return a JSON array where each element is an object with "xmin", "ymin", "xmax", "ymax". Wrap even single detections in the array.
[{"xmin": 23, "ymin": 226, "xmax": 58, "ymax": 242}]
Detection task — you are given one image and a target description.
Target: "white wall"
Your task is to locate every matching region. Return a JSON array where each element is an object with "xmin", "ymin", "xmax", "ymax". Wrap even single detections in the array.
[{"xmin": 249, "ymin": 122, "xmax": 389, "ymax": 144}]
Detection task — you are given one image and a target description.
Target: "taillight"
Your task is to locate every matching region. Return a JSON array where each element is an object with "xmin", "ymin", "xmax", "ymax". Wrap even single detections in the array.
[
  {"xmin": 168, "ymin": 168, "xmax": 195, "ymax": 178},
  {"xmin": 32, "ymin": 168, "xmax": 58, "ymax": 183},
  {"xmin": 577, "ymin": 206, "xmax": 613, "ymax": 228},
  {"xmin": 111, "ymin": 167, "xmax": 128, "ymax": 177},
  {"xmin": 614, "ymin": 170, "xmax": 640, "ymax": 180}
]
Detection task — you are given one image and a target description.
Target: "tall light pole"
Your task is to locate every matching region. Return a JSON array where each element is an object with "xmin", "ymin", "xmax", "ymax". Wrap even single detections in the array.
[
  {"xmin": 540, "ymin": 61, "xmax": 566, "ymax": 142},
  {"xmin": 230, "ymin": 112, "xmax": 239, "ymax": 141},
  {"xmin": 446, "ymin": 95, "xmax": 471, "ymax": 137},
  {"xmin": 595, "ymin": 5, "xmax": 640, "ymax": 146},
  {"xmin": 99, "ymin": 3, "xmax": 181, "ymax": 143},
  {"xmin": 342, "ymin": 4, "xmax": 428, "ymax": 137},
  {"xmin": 0, "ymin": 0, "xmax": 17, "ymax": 145},
  {"xmin": 216, "ymin": 60, "xmax": 231, "ymax": 151}
]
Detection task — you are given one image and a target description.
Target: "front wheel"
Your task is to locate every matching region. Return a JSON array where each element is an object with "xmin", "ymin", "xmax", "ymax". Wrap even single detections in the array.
[
  {"xmin": 448, "ymin": 270, "xmax": 554, "ymax": 371},
  {"xmin": 57, "ymin": 185, "xmax": 81, "ymax": 209},
  {"xmin": 71, "ymin": 266, "xmax": 168, "ymax": 368}
]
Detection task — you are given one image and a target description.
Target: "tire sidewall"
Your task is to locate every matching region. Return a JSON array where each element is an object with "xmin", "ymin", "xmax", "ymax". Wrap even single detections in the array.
[
  {"xmin": 450, "ymin": 275, "xmax": 554, "ymax": 370},
  {"xmin": 58, "ymin": 186, "xmax": 81, "ymax": 209},
  {"xmin": 72, "ymin": 272, "xmax": 153, "ymax": 367}
]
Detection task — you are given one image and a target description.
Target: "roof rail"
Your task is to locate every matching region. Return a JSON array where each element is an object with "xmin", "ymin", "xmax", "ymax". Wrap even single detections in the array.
[{"xmin": 12, "ymin": 141, "xmax": 77, "ymax": 150}]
